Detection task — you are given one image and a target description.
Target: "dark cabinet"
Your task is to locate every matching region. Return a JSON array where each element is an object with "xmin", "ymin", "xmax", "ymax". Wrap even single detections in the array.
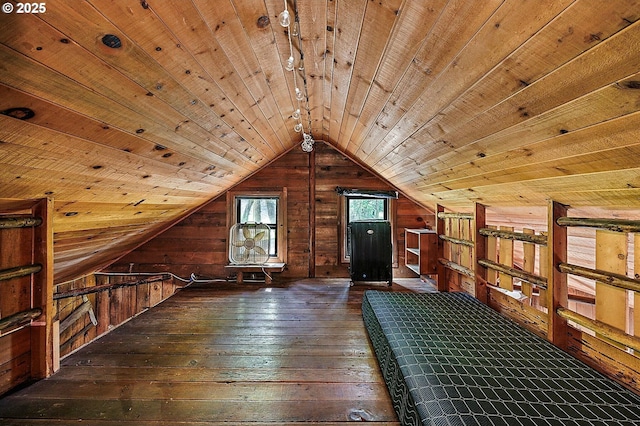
[{"xmin": 348, "ymin": 220, "xmax": 392, "ymax": 285}]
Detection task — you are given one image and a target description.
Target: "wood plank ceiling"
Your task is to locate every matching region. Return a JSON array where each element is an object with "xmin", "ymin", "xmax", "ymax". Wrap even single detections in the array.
[{"xmin": 1, "ymin": 0, "xmax": 640, "ymax": 283}]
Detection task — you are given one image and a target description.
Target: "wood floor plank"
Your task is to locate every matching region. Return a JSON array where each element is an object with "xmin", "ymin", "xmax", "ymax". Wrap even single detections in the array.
[
  {"xmin": 0, "ymin": 398, "xmax": 398, "ymax": 422},
  {"xmin": 0, "ymin": 278, "xmax": 434, "ymax": 424},
  {"xmin": 44, "ymin": 366, "xmax": 383, "ymax": 384},
  {"xmin": 16, "ymin": 381, "xmax": 393, "ymax": 401}
]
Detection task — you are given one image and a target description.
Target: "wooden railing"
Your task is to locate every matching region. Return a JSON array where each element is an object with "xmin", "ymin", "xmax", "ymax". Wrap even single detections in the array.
[{"xmin": 434, "ymin": 201, "xmax": 640, "ymax": 391}]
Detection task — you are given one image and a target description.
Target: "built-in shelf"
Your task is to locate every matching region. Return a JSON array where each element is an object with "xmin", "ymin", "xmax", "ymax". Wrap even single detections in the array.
[{"xmin": 404, "ymin": 228, "xmax": 437, "ymax": 276}]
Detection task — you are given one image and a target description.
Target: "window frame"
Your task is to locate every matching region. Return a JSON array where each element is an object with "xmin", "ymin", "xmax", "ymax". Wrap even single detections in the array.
[
  {"xmin": 339, "ymin": 195, "xmax": 396, "ymax": 264},
  {"xmin": 227, "ymin": 189, "xmax": 287, "ymax": 264}
]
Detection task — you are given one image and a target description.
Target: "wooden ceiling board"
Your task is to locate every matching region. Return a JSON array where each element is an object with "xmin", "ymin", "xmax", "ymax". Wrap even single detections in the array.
[
  {"xmin": 336, "ymin": 0, "xmax": 403, "ymax": 152},
  {"xmin": 2, "ymin": 0, "xmax": 640, "ymax": 283},
  {"xmin": 326, "ymin": 0, "xmax": 367, "ymax": 145},
  {"xmin": 361, "ymin": 0, "xmax": 575, "ymax": 163},
  {"xmin": 413, "ymin": 112, "xmax": 640, "ymax": 194},
  {"xmin": 150, "ymin": 0, "xmax": 291, "ymax": 154},
  {"xmin": 0, "ymin": 86, "xmax": 229, "ymax": 178},
  {"xmin": 355, "ymin": 0, "xmax": 503, "ymax": 160},
  {"xmin": 349, "ymin": 0, "xmax": 450, "ymax": 157},
  {"xmin": 301, "ymin": 0, "xmax": 329, "ymax": 137},
  {"xmin": 320, "ymin": 0, "xmax": 338, "ymax": 141},
  {"xmin": 91, "ymin": 2, "xmax": 272, "ymax": 161},
  {"xmin": 380, "ymin": 0, "xmax": 640, "ymax": 176}
]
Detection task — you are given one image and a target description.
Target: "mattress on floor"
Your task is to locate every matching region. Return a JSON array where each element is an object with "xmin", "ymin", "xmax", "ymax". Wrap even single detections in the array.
[{"xmin": 362, "ymin": 290, "xmax": 640, "ymax": 426}]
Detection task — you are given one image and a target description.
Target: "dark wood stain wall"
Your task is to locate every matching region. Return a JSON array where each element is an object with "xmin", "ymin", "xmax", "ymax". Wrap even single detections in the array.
[
  {"xmin": 110, "ymin": 142, "xmax": 434, "ymax": 280},
  {"xmin": 55, "ymin": 274, "xmax": 180, "ymax": 359}
]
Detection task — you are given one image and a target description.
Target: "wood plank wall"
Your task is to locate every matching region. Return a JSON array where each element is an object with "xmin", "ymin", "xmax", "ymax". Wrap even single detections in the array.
[
  {"xmin": 0, "ymin": 199, "xmax": 54, "ymax": 396},
  {"xmin": 108, "ymin": 142, "xmax": 434, "ymax": 280},
  {"xmin": 55, "ymin": 274, "xmax": 180, "ymax": 359},
  {"xmin": 0, "ymin": 216, "xmax": 34, "ymax": 394}
]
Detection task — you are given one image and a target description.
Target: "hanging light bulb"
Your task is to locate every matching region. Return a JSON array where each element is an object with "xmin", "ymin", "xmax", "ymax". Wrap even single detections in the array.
[
  {"xmin": 278, "ymin": 9, "xmax": 290, "ymax": 27},
  {"xmin": 285, "ymin": 56, "xmax": 295, "ymax": 71},
  {"xmin": 295, "ymin": 87, "xmax": 304, "ymax": 101},
  {"xmin": 298, "ymin": 58, "xmax": 305, "ymax": 71},
  {"xmin": 292, "ymin": 109, "xmax": 300, "ymax": 120},
  {"xmin": 294, "ymin": 123, "xmax": 303, "ymax": 133},
  {"xmin": 291, "ymin": 21, "xmax": 299, "ymax": 37},
  {"xmin": 301, "ymin": 133, "xmax": 314, "ymax": 152}
]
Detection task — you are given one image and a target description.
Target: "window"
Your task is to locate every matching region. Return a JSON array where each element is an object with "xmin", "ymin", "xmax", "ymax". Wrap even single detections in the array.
[
  {"xmin": 236, "ymin": 197, "xmax": 278, "ymax": 256},
  {"xmin": 227, "ymin": 189, "xmax": 287, "ymax": 263},
  {"xmin": 343, "ymin": 196, "xmax": 390, "ymax": 261},
  {"xmin": 347, "ymin": 197, "xmax": 388, "ymax": 222}
]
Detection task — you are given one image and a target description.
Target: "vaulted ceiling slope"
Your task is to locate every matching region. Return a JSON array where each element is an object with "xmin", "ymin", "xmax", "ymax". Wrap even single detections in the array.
[{"xmin": 1, "ymin": 0, "xmax": 640, "ymax": 283}]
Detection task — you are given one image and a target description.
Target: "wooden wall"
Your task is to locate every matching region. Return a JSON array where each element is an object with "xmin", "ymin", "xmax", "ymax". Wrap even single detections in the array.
[
  {"xmin": 0, "ymin": 198, "xmax": 53, "ymax": 396},
  {"xmin": 55, "ymin": 274, "xmax": 180, "ymax": 359},
  {"xmin": 108, "ymin": 142, "xmax": 434, "ymax": 280}
]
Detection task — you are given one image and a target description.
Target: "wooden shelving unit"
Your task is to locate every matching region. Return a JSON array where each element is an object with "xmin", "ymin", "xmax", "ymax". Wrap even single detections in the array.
[{"xmin": 405, "ymin": 228, "xmax": 437, "ymax": 276}]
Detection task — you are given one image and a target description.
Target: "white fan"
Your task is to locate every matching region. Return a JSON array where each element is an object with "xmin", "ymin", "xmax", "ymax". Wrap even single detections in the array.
[{"xmin": 229, "ymin": 223, "xmax": 271, "ymax": 264}]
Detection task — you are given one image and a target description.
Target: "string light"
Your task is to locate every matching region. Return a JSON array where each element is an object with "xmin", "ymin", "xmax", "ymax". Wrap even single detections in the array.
[{"xmin": 280, "ymin": 0, "xmax": 314, "ymax": 152}]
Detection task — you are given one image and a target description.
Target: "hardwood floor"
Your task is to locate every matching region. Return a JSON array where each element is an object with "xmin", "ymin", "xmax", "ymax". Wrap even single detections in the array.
[{"xmin": 0, "ymin": 278, "xmax": 435, "ymax": 425}]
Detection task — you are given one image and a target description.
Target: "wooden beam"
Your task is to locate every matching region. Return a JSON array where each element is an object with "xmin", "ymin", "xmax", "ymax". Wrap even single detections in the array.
[
  {"xmin": 538, "ymin": 231, "xmax": 549, "ymax": 308},
  {"xmin": 478, "ymin": 258, "xmax": 548, "ymax": 289},
  {"xmin": 479, "ymin": 227, "xmax": 547, "ymax": 245},
  {"xmin": 498, "ymin": 226, "xmax": 514, "ymax": 291},
  {"xmin": 0, "ymin": 216, "xmax": 42, "ymax": 229},
  {"xmin": 0, "ymin": 308, "xmax": 42, "ymax": 332},
  {"xmin": 0, "ymin": 264, "xmax": 42, "ymax": 282},
  {"xmin": 559, "ymin": 263, "xmax": 640, "ymax": 293},
  {"xmin": 309, "ymin": 148, "xmax": 316, "ymax": 278},
  {"xmin": 59, "ymin": 296, "xmax": 97, "ymax": 334},
  {"xmin": 438, "ymin": 258, "xmax": 474, "ymax": 278},
  {"xmin": 557, "ymin": 307, "xmax": 640, "ymax": 353},
  {"xmin": 438, "ymin": 234, "xmax": 474, "ymax": 246},
  {"xmin": 548, "ymin": 201, "xmax": 568, "ymax": 349},
  {"xmin": 557, "ymin": 216, "xmax": 640, "ymax": 233},
  {"xmin": 474, "ymin": 203, "xmax": 487, "ymax": 304},
  {"xmin": 54, "ymin": 275, "xmax": 167, "ymax": 300},
  {"xmin": 437, "ymin": 212, "xmax": 474, "ymax": 220},
  {"xmin": 522, "ymin": 228, "xmax": 536, "ymax": 300},
  {"xmin": 635, "ymin": 234, "xmax": 640, "ymax": 339},
  {"xmin": 435, "ymin": 204, "xmax": 447, "ymax": 291},
  {"xmin": 31, "ymin": 197, "xmax": 54, "ymax": 379},
  {"xmin": 486, "ymin": 225, "xmax": 497, "ymax": 284}
]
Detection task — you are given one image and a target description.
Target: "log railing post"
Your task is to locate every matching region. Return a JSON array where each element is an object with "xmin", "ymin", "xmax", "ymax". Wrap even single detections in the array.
[
  {"xmin": 548, "ymin": 200, "xmax": 569, "ymax": 349},
  {"xmin": 436, "ymin": 204, "xmax": 447, "ymax": 292},
  {"xmin": 474, "ymin": 203, "xmax": 487, "ymax": 303}
]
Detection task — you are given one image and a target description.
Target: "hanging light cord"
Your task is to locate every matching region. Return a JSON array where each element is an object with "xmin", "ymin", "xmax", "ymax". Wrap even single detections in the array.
[{"xmin": 281, "ymin": 0, "xmax": 314, "ymax": 152}]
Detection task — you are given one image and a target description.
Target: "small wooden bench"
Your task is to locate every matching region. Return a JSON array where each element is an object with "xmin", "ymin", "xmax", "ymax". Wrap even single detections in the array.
[{"xmin": 225, "ymin": 262, "xmax": 285, "ymax": 284}]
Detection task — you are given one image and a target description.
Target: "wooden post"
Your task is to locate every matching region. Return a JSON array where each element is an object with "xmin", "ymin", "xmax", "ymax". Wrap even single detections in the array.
[
  {"xmin": 308, "ymin": 148, "xmax": 316, "ymax": 278},
  {"xmin": 538, "ymin": 231, "xmax": 549, "ymax": 308},
  {"xmin": 30, "ymin": 197, "xmax": 54, "ymax": 379},
  {"xmin": 548, "ymin": 200, "xmax": 568, "ymax": 349},
  {"xmin": 486, "ymin": 225, "xmax": 498, "ymax": 285},
  {"xmin": 435, "ymin": 204, "xmax": 447, "ymax": 291},
  {"xmin": 635, "ymin": 234, "xmax": 640, "ymax": 338},
  {"xmin": 595, "ymin": 229, "xmax": 628, "ymax": 343},
  {"xmin": 474, "ymin": 203, "xmax": 487, "ymax": 303},
  {"xmin": 498, "ymin": 226, "xmax": 514, "ymax": 291},
  {"xmin": 522, "ymin": 228, "xmax": 536, "ymax": 301}
]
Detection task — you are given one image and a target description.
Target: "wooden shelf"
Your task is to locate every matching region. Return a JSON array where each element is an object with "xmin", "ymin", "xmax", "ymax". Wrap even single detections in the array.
[{"xmin": 404, "ymin": 229, "xmax": 437, "ymax": 277}]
